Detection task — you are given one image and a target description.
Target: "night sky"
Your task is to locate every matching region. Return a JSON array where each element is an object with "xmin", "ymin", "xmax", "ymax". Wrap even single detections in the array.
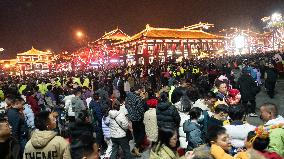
[{"xmin": 0, "ymin": 0, "xmax": 283, "ymax": 59}]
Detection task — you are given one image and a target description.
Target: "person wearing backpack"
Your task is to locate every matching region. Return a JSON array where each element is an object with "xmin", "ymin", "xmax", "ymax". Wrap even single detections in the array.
[{"xmin": 183, "ymin": 107, "xmax": 205, "ymax": 151}]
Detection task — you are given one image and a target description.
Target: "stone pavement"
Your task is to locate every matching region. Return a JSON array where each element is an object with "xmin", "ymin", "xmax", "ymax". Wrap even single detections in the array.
[{"xmin": 247, "ymin": 79, "xmax": 284, "ymax": 126}]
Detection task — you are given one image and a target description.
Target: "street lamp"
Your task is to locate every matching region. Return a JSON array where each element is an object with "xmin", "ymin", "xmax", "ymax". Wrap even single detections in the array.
[
  {"xmin": 0, "ymin": 48, "xmax": 4, "ymax": 52},
  {"xmin": 76, "ymin": 31, "xmax": 83, "ymax": 38}
]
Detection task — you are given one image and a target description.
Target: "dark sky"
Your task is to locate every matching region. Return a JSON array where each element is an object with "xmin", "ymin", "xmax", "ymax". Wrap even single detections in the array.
[{"xmin": 0, "ymin": 0, "xmax": 283, "ymax": 58}]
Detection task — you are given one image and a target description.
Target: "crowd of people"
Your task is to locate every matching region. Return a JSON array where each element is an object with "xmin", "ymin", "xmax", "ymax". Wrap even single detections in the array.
[{"xmin": 0, "ymin": 51, "xmax": 284, "ymax": 159}]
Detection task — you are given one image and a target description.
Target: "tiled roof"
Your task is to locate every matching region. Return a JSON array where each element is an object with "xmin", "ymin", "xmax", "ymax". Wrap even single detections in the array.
[
  {"xmin": 97, "ymin": 28, "xmax": 130, "ymax": 42},
  {"xmin": 17, "ymin": 47, "xmax": 52, "ymax": 56},
  {"xmin": 117, "ymin": 24, "xmax": 224, "ymax": 44}
]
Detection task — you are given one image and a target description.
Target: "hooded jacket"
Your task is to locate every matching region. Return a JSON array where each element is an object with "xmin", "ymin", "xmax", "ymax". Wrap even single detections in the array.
[
  {"xmin": 23, "ymin": 130, "xmax": 71, "ymax": 159},
  {"xmin": 156, "ymin": 101, "xmax": 180, "ymax": 128},
  {"xmin": 109, "ymin": 110, "xmax": 129, "ymax": 138}
]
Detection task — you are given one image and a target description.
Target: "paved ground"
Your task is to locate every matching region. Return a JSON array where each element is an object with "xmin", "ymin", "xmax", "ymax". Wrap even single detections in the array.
[
  {"xmin": 136, "ymin": 79, "xmax": 284, "ymax": 158},
  {"xmin": 247, "ymin": 79, "xmax": 284, "ymax": 125}
]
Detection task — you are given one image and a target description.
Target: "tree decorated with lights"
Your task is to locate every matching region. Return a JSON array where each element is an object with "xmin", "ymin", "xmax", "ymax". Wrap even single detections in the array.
[{"xmin": 262, "ymin": 13, "xmax": 284, "ymax": 50}]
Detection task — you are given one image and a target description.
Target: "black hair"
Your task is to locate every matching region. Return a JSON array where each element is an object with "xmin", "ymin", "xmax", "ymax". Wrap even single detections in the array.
[
  {"xmin": 214, "ymin": 104, "xmax": 229, "ymax": 114},
  {"xmin": 215, "ymin": 79, "xmax": 228, "ymax": 88},
  {"xmin": 74, "ymin": 88, "xmax": 82, "ymax": 95},
  {"xmin": 147, "ymin": 89, "xmax": 156, "ymax": 99},
  {"xmin": 47, "ymin": 85, "xmax": 53, "ymax": 91},
  {"xmin": 171, "ymin": 87, "xmax": 185, "ymax": 104},
  {"xmin": 204, "ymin": 91, "xmax": 217, "ymax": 100},
  {"xmin": 247, "ymin": 131, "xmax": 269, "ymax": 151},
  {"xmin": 93, "ymin": 92, "xmax": 100, "ymax": 101},
  {"xmin": 188, "ymin": 107, "xmax": 203, "ymax": 120},
  {"xmin": 228, "ymin": 105, "xmax": 245, "ymax": 121},
  {"xmin": 71, "ymin": 133, "xmax": 97, "ymax": 159},
  {"xmin": 112, "ymin": 99, "xmax": 120, "ymax": 111},
  {"xmin": 35, "ymin": 111, "xmax": 51, "ymax": 131},
  {"xmin": 207, "ymin": 125, "xmax": 227, "ymax": 145},
  {"xmin": 186, "ymin": 86, "xmax": 200, "ymax": 102},
  {"xmin": 77, "ymin": 110, "xmax": 90, "ymax": 122},
  {"xmin": 171, "ymin": 87, "xmax": 192, "ymax": 112},
  {"xmin": 158, "ymin": 127, "xmax": 177, "ymax": 149},
  {"xmin": 159, "ymin": 92, "xmax": 168, "ymax": 103}
]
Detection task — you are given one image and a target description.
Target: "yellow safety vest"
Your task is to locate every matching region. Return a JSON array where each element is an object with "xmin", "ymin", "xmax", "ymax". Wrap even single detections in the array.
[
  {"xmin": 0, "ymin": 89, "xmax": 4, "ymax": 100},
  {"xmin": 19, "ymin": 85, "xmax": 27, "ymax": 95},
  {"xmin": 83, "ymin": 78, "xmax": 90, "ymax": 88}
]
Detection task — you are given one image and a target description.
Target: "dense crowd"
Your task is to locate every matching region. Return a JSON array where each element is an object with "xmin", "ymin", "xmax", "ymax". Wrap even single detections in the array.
[{"xmin": 0, "ymin": 51, "xmax": 284, "ymax": 159}]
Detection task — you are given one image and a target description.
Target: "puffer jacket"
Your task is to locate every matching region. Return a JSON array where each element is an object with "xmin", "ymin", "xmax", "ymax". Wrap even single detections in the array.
[
  {"xmin": 156, "ymin": 101, "xmax": 180, "ymax": 128},
  {"xmin": 23, "ymin": 130, "xmax": 71, "ymax": 159},
  {"xmin": 109, "ymin": 110, "xmax": 129, "ymax": 138},
  {"xmin": 223, "ymin": 122, "xmax": 255, "ymax": 148},
  {"xmin": 143, "ymin": 108, "xmax": 158, "ymax": 142}
]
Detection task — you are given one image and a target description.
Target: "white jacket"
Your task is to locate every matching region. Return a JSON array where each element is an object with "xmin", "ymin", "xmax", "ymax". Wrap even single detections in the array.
[
  {"xmin": 192, "ymin": 99, "xmax": 210, "ymax": 111},
  {"xmin": 175, "ymin": 101, "xmax": 190, "ymax": 149},
  {"xmin": 265, "ymin": 115, "xmax": 284, "ymax": 126},
  {"xmin": 109, "ymin": 110, "xmax": 129, "ymax": 138},
  {"xmin": 63, "ymin": 94, "xmax": 75, "ymax": 116},
  {"xmin": 224, "ymin": 123, "xmax": 255, "ymax": 148}
]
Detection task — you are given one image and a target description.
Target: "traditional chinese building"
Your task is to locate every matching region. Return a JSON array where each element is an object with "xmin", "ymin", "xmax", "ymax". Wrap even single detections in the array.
[
  {"xmin": 16, "ymin": 47, "xmax": 54, "ymax": 74},
  {"xmin": 71, "ymin": 28, "xmax": 130, "ymax": 68},
  {"xmin": 115, "ymin": 24, "xmax": 225, "ymax": 65}
]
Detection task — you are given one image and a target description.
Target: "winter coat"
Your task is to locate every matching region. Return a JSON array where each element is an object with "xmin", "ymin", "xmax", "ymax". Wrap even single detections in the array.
[
  {"xmin": 150, "ymin": 143, "xmax": 185, "ymax": 159},
  {"xmin": 223, "ymin": 122, "xmax": 255, "ymax": 148},
  {"xmin": 237, "ymin": 74, "xmax": 259, "ymax": 101},
  {"xmin": 265, "ymin": 115, "xmax": 284, "ymax": 157},
  {"xmin": 102, "ymin": 116, "xmax": 111, "ymax": 139},
  {"xmin": 156, "ymin": 101, "xmax": 180, "ymax": 128},
  {"xmin": 7, "ymin": 108, "xmax": 28, "ymax": 142},
  {"xmin": 26, "ymin": 95, "xmax": 40, "ymax": 115},
  {"xmin": 71, "ymin": 96, "xmax": 86, "ymax": 118},
  {"xmin": 109, "ymin": 110, "xmax": 129, "ymax": 138},
  {"xmin": 0, "ymin": 137, "xmax": 20, "ymax": 159},
  {"xmin": 143, "ymin": 108, "xmax": 158, "ymax": 142},
  {"xmin": 125, "ymin": 92, "xmax": 147, "ymax": 121},
  {"xmin": 89, "ymin": 100, "xmax": 103, "ymax": 126},
  {"xmin": 265, "ymin": 68, "xmax": 278, "ymax": 82},
  {"xmin": 23, "ymin": 130, "xmax": 71, "ymax": 159},
  {"xmin": 183, "ymin": 120, "xmax": 204, "ymax": 150},
  {"xmin": 175, "ymin": 102, "xmax": 190, "ymax": 149},
  {"xmin": 23, "ymin": 104, "xmax": 35, "ymax": 129}
]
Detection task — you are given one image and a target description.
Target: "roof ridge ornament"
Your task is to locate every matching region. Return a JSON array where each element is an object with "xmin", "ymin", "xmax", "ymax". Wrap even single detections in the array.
[{"xmin": 146, "ymin": 24, "xmax": 152, "ymax": 30}]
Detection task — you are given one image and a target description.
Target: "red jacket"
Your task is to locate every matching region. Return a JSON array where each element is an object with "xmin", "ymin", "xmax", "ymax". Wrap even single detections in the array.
[
  {"xmin": 26, "ymin": 95, "xmax": 40, "ymax": 115},
  {"xmin": 259, "ymin": 150, "xmax": 283, "ymax": 159}
]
